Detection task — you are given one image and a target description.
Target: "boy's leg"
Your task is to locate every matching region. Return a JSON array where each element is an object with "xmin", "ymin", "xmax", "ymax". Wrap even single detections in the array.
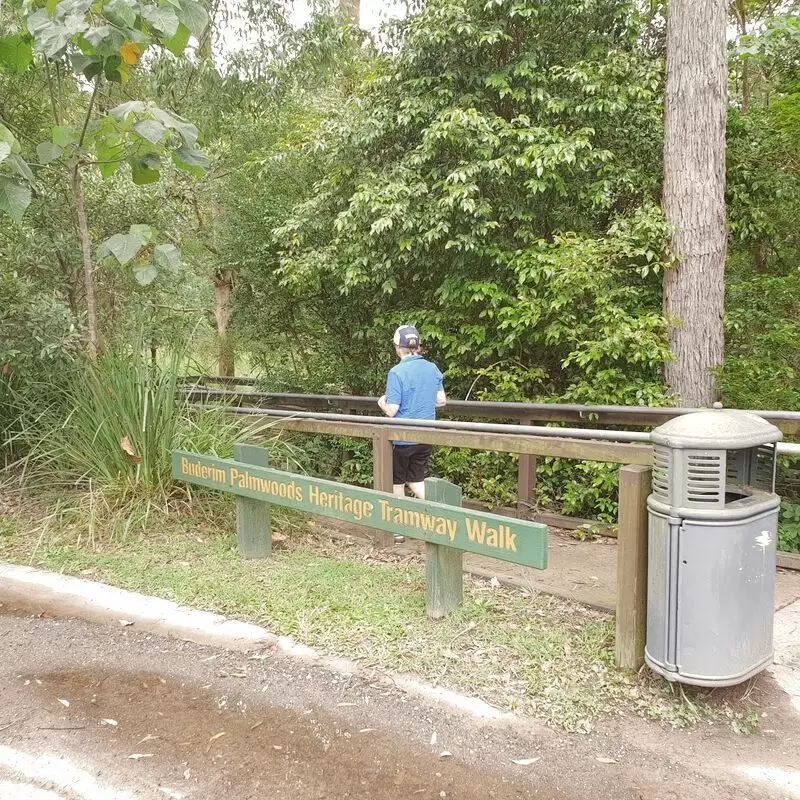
[
  {"xmin": 407, "ymin": 445, "xmax": 433, "ymax": 499},
  {"xmin": 391, "ymin": 444, "xmax": 411, "ymax": 541}
]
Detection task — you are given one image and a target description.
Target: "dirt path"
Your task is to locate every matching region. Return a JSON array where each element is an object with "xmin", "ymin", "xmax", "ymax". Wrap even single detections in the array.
[
  {"xmin": 0, "ymin": 602, "xmax": 798, "ymax": 800},
  {"xmin": 318, "ymin": 519, "xmax": 800, "ymax": 612}
]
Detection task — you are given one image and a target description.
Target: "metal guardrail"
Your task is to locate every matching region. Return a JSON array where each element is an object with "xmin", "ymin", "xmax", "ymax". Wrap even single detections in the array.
[{"xmin": 183, "ymin": 376, "xmax": 800, "ymax": 435}]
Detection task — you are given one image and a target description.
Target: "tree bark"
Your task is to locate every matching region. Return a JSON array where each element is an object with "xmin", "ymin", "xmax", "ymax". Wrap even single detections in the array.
[
  {"xmin": 70, "ymin": 165, "xmax": 99, "ymax": 358},
  {"xmin": 662, "ymin": 0, "xmax": 728, "ymax": 407},
  {"xmin": 213, "ymin": 269, "xmax": 235, "ymax": 377}
]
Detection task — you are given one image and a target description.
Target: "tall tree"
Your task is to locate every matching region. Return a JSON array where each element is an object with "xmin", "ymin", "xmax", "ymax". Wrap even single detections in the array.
[{"xmin": 662, "ymin": 0, "xmax": 728, "ymax": 406}]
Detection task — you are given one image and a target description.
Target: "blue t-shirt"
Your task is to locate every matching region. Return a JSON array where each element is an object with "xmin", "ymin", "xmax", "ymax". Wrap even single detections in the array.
[{"xmin": 385, "ymin": 354, "xmax": 444, "ymax": 446}]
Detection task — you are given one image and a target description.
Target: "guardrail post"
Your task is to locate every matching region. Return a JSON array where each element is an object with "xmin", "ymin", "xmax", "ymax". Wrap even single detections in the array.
[
  {"xmin": 424, "ymin": 477, "xmax": 464, "ymax": 619},
  {"xmin": 372, "ymin": 430, "xmax": 394, "ymax": 548},
  {"xmin": 615, "ymin": 464, "xmax": 651, "ymax": 670},
  {"xmin": 234, "ymin": 443, "xmax": 272, "ymax": 559},
  {"xmin": 517, "ymin": 418, "xmax": 537, "ymax": 514}
]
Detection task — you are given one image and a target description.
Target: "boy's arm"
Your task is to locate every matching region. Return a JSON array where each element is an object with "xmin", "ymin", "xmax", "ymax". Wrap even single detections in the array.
[
  {"xmin": 378, "ymin": 395, "xmax": 400, "ymax": 417},
  {"xmin": 379, "ymin": 371, "xmax": 401, "ymax": 417},
  {"xmin": 435, "ymin": 369, "xmax": 446, "ymax": 408}
]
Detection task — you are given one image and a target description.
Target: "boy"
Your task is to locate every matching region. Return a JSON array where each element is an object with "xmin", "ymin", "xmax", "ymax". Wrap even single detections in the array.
[{"xmin": 378, "ymin": 325, "xmax": 447, "ymax": 500}]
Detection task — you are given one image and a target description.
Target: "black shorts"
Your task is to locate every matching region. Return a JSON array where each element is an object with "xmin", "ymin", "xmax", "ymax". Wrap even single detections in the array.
[{"xmin": 392, "ymin": 444, "xmax": 432, "ymax": 485}]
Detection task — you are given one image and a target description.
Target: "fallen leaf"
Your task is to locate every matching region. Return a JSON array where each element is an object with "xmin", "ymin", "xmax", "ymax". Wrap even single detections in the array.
[
  {"xmin": 58, "ymin": 698, "xmax": 70, "ymax": 708},
  {"xmin": 37, "ymin": 610, "xmax": 55, "ymax": 619},
  {"xmin": 138, "ymin": 734, "xmax": 159, "ymax": 744},
  {"xmin": 119, "ymin": 436, "xmax": 142, "ymax": 464},
  {"xmin": 128, "ymin": 753, "xmax": 153, "ymax": 760},
  {"xmin": 337, "ymin": 702, "xmax": 356, "ymax": 707},
  {"xmin": 358, "ymin": 728, "xmax": 375, "ymax": 733},
  {"xmin": 119, "ymin": 619, "xmax": 134, "ymax": 627},
  {"xmin": 440, "ymin": 751, "xmax": 453, "ymax": 758},
  {"xmin": 595, "ymin": 757, "xmax": 618, "ymax": 764},
  {"xmin": 511, "ymin": 758, "xmax": 541, "ymax": 766},
  {"xmin": 489, "ymin": 576, "xmax": 501, "ymax": 588},
  {"xmin": 208, "ymin": 732, "xmax": 226, "ymax": 743},
  {"xmin": 430, "ymin": 732, "xmax": 438, "ymax": 746},
  {"xmin": 100, "ymin": 719, "xmax": 118, "ymax": 727},
  {"xmin": 272, "ymin": 745, "xmax": 283, "ymax": 750}
]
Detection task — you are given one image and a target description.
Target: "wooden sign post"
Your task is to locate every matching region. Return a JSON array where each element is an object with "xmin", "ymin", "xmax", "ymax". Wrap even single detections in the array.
[{"xmin": 424, "ymin": 477, "xmax": 464, "ymax": 619}]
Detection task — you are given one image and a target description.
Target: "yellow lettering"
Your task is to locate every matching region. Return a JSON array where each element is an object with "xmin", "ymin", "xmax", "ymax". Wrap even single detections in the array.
[
  {"xmin": 486, "ymin": 526, "xmax": 499, "ymax": 547},
  {"xmin": 465, "ymin": 518, "xmax": 486, "ymax": 544}
]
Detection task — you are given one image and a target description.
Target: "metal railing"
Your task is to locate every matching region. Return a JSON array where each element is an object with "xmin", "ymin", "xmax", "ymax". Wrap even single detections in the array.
[{"xmin": 183, "ymin": 376, "xmax": 800, "ymax": 435}]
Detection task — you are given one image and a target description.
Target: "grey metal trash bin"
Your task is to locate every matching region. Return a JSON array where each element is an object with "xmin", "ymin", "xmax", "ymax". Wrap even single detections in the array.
[{"xmin": 645, "ymin": 409, "xmax": 782, "ymax": 687}]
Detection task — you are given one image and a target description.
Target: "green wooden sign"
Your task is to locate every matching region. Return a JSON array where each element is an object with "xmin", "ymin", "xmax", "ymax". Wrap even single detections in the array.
[{"xmin": 172, "ymin": 450, "xmax": 547, "ymax": 569}]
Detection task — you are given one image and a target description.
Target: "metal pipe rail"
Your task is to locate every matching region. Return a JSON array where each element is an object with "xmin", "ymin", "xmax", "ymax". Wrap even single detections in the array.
[
  {"xmin": 191, "ymin": 398, "xmax": 800, "ymax": 457},
  {"xmin": 183, "ymin": 380, "xmax": 800, "ymax": 435}
]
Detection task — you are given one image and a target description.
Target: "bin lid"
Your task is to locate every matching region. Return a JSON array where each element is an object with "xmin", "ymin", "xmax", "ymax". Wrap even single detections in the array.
[{"xmin": 651, "ymin": 409, "xmax": 782, "ymax": 449}]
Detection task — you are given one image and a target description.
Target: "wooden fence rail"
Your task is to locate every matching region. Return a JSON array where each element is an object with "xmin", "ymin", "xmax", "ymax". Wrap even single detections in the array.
[{"xmin": 238, "ymin": 412, "xmax": 651, "ymax": 670}]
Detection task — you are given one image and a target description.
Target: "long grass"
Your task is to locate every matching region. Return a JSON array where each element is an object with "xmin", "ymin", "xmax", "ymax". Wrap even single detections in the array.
[{"xmin": 6, "ymin": 342, "xmax": 242, "ymax": 507}]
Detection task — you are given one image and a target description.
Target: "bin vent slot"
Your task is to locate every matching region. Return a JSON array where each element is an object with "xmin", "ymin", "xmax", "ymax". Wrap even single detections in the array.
[
  {"xmin": 726, "ymin": 450, "xmax": 744, "ymax": 482},
  {"xmin": 652, "ymin": 446, "xmax": 670, "ymax": 501},
  {"xmin": 754, "ymin": 444, "xmax": 775, "ymax": 490},
  {"xmin": 686, "ymin": 453, "xmax": 723, "ymax": 504}
]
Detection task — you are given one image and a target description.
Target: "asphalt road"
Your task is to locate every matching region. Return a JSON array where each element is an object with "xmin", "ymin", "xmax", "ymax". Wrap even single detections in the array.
[{"xmin": 0, "ymin": 602, "xmax": 793, "ymax": 800}]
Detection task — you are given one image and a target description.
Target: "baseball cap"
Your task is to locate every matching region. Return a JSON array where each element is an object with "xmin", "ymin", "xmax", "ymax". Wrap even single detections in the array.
[{"xmin": 393, "ymin": 325, "xmax": 420, "ymax": 348}]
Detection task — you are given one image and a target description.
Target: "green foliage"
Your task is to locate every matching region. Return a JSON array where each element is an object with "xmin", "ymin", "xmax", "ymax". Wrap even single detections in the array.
[
  {"xmin": 719, "ymin": 273, "xmax": 800, "ymax": 410},
  {"xmin": 274, "ymin": 0, "xmax": 671, "ymax": 404},
  {"xmin": 779, "ymin": 501, "xmax": 800, "ymax": 554},
  {"xmin": 0, "ymin": 0, "xmax": 208, "ymax": 227},
  {"xmin": 13, "ymin": 341, "xmax": 239, "ymax": 504}
]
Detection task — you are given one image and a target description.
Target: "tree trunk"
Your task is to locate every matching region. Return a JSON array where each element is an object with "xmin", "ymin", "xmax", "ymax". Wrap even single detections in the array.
[
  {"xmin": 70, "ymin": 165, "xmax": 99, "ymax": 358},
  {"xmin": 340, "ymin": 0, "xmax": 360, "ymax": 25},
  {"xmin": 662, "ymin": 0, "xmax": 727, "ymax": 407},
  {"xmin": 213, "ymin": 269, "xmax": 235, "ymax": 377}
]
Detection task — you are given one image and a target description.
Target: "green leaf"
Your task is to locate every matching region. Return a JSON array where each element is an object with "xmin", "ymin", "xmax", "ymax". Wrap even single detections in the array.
[
  {"xmin": 103, "ymin": 53, "xmax": 122, "ymax": 82},
  {"xmin": 36, "ymin": 141, "xmax": 63, "ymax": 164},
  {"xmin": 172, "ymin": 145, "xmax": 208, "ymax": 177},
  {"xmin": 142, "ymin": 6, "xmax": 179, "ymax": 37},
  {"xmin": 177, "ymin": 0, "xmax": 208, "ymax": 39},
  {"xmin": 133, "ymin": 263, "xmax": 158, "ymax": 285},
  {"xmin": 0, "ymin": 142, "xmax": 11, "ymax": 164},
  {"xmin": 0, "ymin": 124, "xmax": 20, "ymax": 154},
  {"xmin": 27, "ymin": 11, "xmax": 74, "ymax": 58},
  {"xmin": 99, "ymin": 232, "xmax": 142, "ymax": 265},
  {"xmin": 52, "ymin": 125, "xmax": 79, "ymax": 148},
  {"xmin": 129, "ymin": 223, "xmax": 153, "ymax": 245},
  {"xmin": 7, "ymin": 155, "xmax": 35, "ymax": 185},
  {"xmin": 129, "ymin": 153, "xmax": 160, "ymax": 184},
  {"xmin": 151, "ymin": 107, "xmax": 198, "ymax": 147},
  {"xmin": 103, "ymin": 0, "xmax": 136, "ymax": 28},
  {"xmin": 0, "ymin": 35, "xmax": 34, "ymax": 73},
  {"xmin": 154, "ymin": 243, "xmax": 180, "ymax": 271},
  {"xmin": 163, "ymin": 22, "xmax": 190, "ymax": 56},
  {"xmin": 84, "ymin": 26, "xmax": 125, "ymax": 58},
  {"xmin": 71, "ymin": 52, "xmax": 103, "ymax": 80},
  {"xmin": 134, "ymin": 119, "xmax": 167, "ymax": 144},
  {"xmin": 0, "ymin": 176, "xmax": 32, "ymax": 224},
  {"xmin": 95, "ymin": 135, "xmax": 124, "ymax": 179},
  {"xmin": 110, "ymin": 100, "xmax": 146, "ymax": 120}
]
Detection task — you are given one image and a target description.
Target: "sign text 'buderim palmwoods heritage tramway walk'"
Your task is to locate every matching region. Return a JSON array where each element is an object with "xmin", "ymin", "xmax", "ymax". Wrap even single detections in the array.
[{"xmin": 172, "ymin": 448, "xmax": 548, "ymax": 569}]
